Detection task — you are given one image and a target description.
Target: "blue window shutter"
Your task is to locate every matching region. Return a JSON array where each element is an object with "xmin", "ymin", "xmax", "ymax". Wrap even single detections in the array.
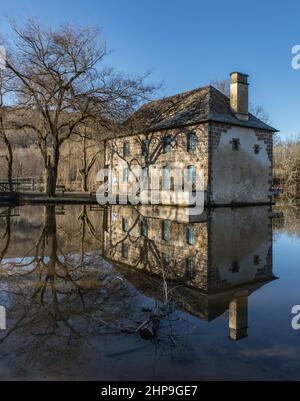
[
  {"xmin": 122, "ymin": 243, "xmax": 129, "ymax": 258},
  {"xmin": 187, "ymin": 227, "xmax": 195, "ymax": 245},
  {"xmin": 141, "ymin": 220, "xmax": 148, "ymax": 237},
  {"xmin": 188, "ymin": 166, "xmax": 196, "ymax": 185},
  {"xmin": 162, "ymin": 166, "xmax": 170, "ymax": 190},
  {"xmin": 187, "ymin": 132, "xmax": 197, "ymax": 151},
  {"xmin": 122, "ymin": 218, "xmax": 129, "ymax": 232},
  {"xmin": 123, "ymin": 168, "xmax": 129, "ymax": 183},
  {"xmin": 162, "ymin": 221, "xmax": 170, "ymax": 241},
  {"xmin": 123, "ymin": 142, "xmax": 130, "ymax": 157},
  {"xmin": 163, "ymin": 136, "xmax": 172, "ymax": 153}
]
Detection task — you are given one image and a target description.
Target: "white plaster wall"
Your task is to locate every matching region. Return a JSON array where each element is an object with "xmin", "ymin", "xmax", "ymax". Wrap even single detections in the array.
[
  {"xmin": 209, "ymin": 207, "xmax": 272, "ymax": 288},
  {"xmin": 211, "ymin": 126, "xmax": 271, "ymax": 204}
]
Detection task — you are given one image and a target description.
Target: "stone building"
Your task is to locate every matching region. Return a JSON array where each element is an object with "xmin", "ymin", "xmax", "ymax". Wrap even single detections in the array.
[
  {"xmin": 104, "ymin": 72, "xmax": 278, "ymax": 206},
  {"xmin": 103, "ymin": 205, "xmax": 276, "ymax": 341}
]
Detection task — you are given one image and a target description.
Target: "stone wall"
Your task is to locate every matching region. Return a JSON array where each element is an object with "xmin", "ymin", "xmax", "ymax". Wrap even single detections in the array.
[
  {"xmin": 105, "ymin": 124, "xmax": 209, "ymax": 205},
  {"xmin": 103, "ymin": 205, "xmax": 209, "ymax": 291},
  {"xmin": 105, "ymin": 121, "xmax": 273, "ymax": 205},
  {"xmin": 103, "ymin": 205, "xmax": 274, "ymax": 294}
]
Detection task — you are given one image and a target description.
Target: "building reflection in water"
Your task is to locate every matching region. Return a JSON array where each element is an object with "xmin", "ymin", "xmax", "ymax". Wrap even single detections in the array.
[
  {"xmin": 0, "ymin": 203, "xmax": 277, "ymax": 343},
  {"xmin": 103, "ymin": 205, "xmax": 276, "ymax": 341}
]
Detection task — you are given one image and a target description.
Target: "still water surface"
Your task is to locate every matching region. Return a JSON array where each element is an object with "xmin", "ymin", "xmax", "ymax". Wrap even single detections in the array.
[{"xmin": 0, "ymin": 203, "xmax": 299, "ymax": 381}]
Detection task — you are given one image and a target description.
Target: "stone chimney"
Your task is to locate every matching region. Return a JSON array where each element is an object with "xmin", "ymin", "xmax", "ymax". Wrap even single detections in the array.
[
  {"xmin": 229, "ymin": 292, "xmax": 249, "ymax": 341},
  {"xmin": 230, "ymin": 72, "xmax": 249, "ymax": 121}
]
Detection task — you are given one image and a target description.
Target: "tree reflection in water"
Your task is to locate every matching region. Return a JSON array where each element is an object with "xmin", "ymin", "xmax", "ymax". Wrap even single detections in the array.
[{"xmin": 0, "ymin": 203, "xmax": 280, "ymax": 374}]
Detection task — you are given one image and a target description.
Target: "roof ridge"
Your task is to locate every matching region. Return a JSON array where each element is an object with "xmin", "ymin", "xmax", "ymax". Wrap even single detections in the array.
[{"xmin": 142, "ymin": 85, "xmax": 211, "ymax": 108}]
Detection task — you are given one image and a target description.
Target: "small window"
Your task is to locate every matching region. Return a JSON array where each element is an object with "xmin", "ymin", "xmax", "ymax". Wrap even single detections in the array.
[
  {"xmin": 142, "ymin": 140, "xmax": 149, "ymax": 156},
  {"xmin": 122, "ymin": 218, "xmax": 129, "ymax": 233},
  {"xmin": 123, "ymin": 168, "xmax": 129, "ymax": 183},
  {"xmin": 162, "ymin": 166, "xmax": 170, "ymax": 190},
  {"xmin": 231, "ymin": 138, "xmax": 240, "ymax": 151},
  {"xmin": 186, "ymin": 258, "xmax": 196, "ymax": 279},
  {"xmin": 141, "ymin": 220, "xmax": 148, "ymax": 237},
  {"xmin": 162, "ymin": 220, "xmax": 170, "ymax": 241},
  {"xmin": 187, "ymin": 227, "xmax": 196, "ymax": 245},
  {"xmin": 187, "ymin": 132, "xmax": 197, "ymax": 152},
  {"xmin": 254, "ymin": 255, "xmax": 261, "ymax": 265},
  {"xmin": 122, "ymin": 243, "xmax": 129, "ymax": 259},
  {"xmin": 254, "ymin": 144, "xmax": 261, "ymax": 154},
  {"xmin": 123, "ymin": 142, "xmax": 130, "ymax": 157},
  {"xmin": 163, "ymin": 136, "xmax": 172, "ymax": 153},
  {"xmin": 230, "ymin": 260, "xmax": 240, "ymax": 273}
]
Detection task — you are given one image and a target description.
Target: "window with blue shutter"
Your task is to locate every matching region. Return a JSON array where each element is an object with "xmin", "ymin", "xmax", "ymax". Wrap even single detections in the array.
[
  {"xmin": 123, "ymin": 142, "xmax": 130, "ymax": 157},
  {"xmin": 187, "ymin": 227, "xmax": 196, "ymax": 245},
  {"xmin": 163, "ymin": 136, "xmax": 172, "ymax": 153},
  {"xmin": 141, "ymin": 220, "xmax": 148, "ymax": 237},
  {"xmin": 186, "ymin": 258, "xmax": 196, "ymax": 279},
  {"xmin": 122, "ymin": 218, "xmax": 129, "ymax": 232},
  {"xmin": 123, "ymin": 168, "xmax": 129, "ymax": 183},
  {"xmin": 122, "ymin": 243, "xmax": 129, "ymax": 259},
  {"xmin": 162, "ymin": 166, "xmax": 170, "ymax": 190},
  {"xmin": 142, "ymin": 167, "xmax": 148, "ymax": 189},
  {"xmin": 162, "ymin": 220, "xmax": 170, "ymax": 241},
  {"xmin": 187, "ymin": 132, "xmax": 197, "ymax": 151},
  {"xmin": 142, "ymin": 140, "xmax": 149, "ymax": 156},
  {"xmin": 187, "ymin": 165, "xmax": 196, "ymax": 185}
]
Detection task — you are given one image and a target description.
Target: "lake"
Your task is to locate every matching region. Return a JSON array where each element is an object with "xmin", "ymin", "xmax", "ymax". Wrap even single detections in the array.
[{"xmin": 0, "ymin": 203, "xmax": 299, "ymax": 381}]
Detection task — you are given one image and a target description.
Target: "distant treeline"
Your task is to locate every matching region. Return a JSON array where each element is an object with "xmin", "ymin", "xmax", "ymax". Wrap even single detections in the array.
[
  {"xmin": 0, "ymin": 131, "xmax": 104, "ymax": 192},
  {"xmin": 274, "ymin": 136, "xmax": 300, "ymax": 199}
]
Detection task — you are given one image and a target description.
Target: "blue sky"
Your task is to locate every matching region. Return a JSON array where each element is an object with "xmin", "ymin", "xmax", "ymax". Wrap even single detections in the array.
[{"xmin": 0, "ymin": 0, "xmax": 299, "ymax": 138}]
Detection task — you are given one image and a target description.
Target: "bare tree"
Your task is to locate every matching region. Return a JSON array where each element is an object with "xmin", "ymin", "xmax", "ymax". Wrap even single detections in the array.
[
  {"xmin": 211, "ymin": 79, "xmax": 230, "ymax": 96},
  {"xmin": 75, "ymin": 127, "xmax": 101, "ymax": 192},
  {"xmin": 0, "ymin": 41, "xmax": 13, "ymax": 192},
  {"xmin": 6, "ymin": 19, "xmax": 158, "ymax": 196}
]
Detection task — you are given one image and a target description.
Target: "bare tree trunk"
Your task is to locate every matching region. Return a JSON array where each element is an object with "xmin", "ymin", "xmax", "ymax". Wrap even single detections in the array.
[
  {"xmin": 0, "ymin": 116, "xmax": 14, "ymax": 192},
  {"xmin": 82, "ymin": 173, "xmax": 88, "ymax": 192},
  {"xmin": 45, "ymin": 150, "xmax": 60, "ymax": 197},
  {"xmin": 0, "ymin": 69, "xmax": 14, "ymax": 193},
  {"xmin": 80, "ymin": 135, "xmax": 89, "ymax": 192},
  {"xmin": 4, "ymin": 136, "xmax": 13, "ymax": 192}
]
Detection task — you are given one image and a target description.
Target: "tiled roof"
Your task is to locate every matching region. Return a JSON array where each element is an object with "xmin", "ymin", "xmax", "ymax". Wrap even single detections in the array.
[{"xmin": 123, "ymin": 85, "xmax": 277, "ymax": 135}]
